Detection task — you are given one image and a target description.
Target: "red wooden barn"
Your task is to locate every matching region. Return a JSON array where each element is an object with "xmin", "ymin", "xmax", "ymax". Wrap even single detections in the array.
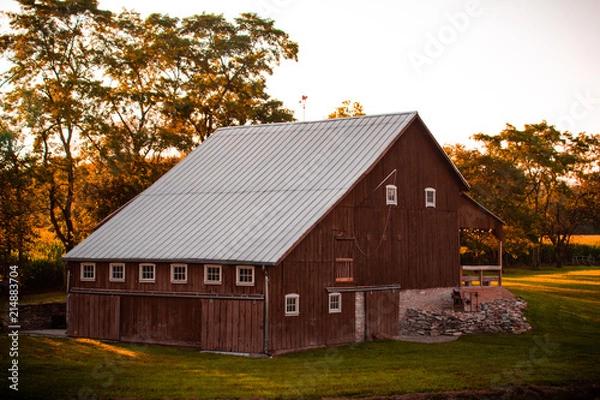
[{"xmin": 64, "ymin": 112, "xmax": 503, "ymax": 355}]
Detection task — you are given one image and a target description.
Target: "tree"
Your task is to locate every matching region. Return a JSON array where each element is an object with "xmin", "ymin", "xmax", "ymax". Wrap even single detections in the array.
[
  {"xmin": 1, "ymin": 2, "xmax": 299, "ymax": 250},
  {"xmin": 0, "ymin": 125, "xmax": 38, "ymax": 275},
  {"xmin": 580, "ymin": 171, "xmax": 600, "ymax": 231},
  {"xmin": 1, "ymin": 0, "xmax": 110, "ymax": 251},
  {"xmin": 91, "ymin": 11, "xmax": 298, "ymax": 155},
  {"xmin": 450, "ymin": 122, "xmax": 600, "ymax": 268},
  {"xmin": 328, "ymin": 100, "xmax": 365, "ymax": 119},
  {"xmin": 77, "ymin": 10, "xmax": 298, "ymax": 226},
  {"xmin": 445, "ymin": 143, "xmax": 532, "ymax": 265}
]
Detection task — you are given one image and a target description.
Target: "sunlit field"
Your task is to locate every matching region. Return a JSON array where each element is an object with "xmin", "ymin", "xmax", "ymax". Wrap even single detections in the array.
[
  {"xmin": 1, "ymin": 267, "xmax": 599, "ymax": 399},
  {"xmin": 570, "ymin": 234, "xmax": 600, "ymax": 247}
]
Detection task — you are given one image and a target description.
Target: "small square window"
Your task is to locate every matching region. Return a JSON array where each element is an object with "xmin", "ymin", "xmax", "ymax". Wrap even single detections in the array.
[
  {"xmin": 386, "ymin": 184, "xmax": 397, "ymax": 206},
  {"xmin": 236, "ymin": 265, "xmax": 255, "ymax": 286},
  {"xmin": 425, "ymin": 187, "xmax": 436, "ymax": 208},
  {"xmin": 171, "ymin": 264, "xmax": 187, "ymax": 283},
  {"xmin": 80, "ymin": 263, "xmax": 96, "ymax": 281},
  {"xmin": 139, "ymin": 264, "xmax": 155, "ymax": 282},
  {"xmin": 329, "ymin": 293, "xmax": 342, "ymax": 313},
  {"xmin": 285, "ymin": 293, "xmax": 299, "ymax": 316},
  {"xmin": 109, "ymin": 263, "xmax": 125, "ymax": 282},
  {"xmin": 204, "ymin": 264, "xmax": 222, "ymax": 285}
]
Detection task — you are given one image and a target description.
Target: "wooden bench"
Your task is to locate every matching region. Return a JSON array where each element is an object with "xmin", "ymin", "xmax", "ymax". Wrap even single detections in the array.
[
  {"xmin": 481, "ymin": 276, "xmax": 500, "ymax": 286},
  {"xmin": 462, "ymin": 276, "xmax": 478, "ymax": 286}
]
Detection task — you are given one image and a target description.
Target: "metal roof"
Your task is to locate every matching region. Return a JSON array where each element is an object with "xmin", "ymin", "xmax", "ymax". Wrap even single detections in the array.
[{"xmin": 65, "ymin": 112, "xmax": 424, "ymax": 265}]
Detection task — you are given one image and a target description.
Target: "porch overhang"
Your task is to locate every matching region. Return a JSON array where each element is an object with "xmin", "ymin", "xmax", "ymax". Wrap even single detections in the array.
[{"xmin": 458, "ymin": 193, "xmax": 504, "ymax": 240}]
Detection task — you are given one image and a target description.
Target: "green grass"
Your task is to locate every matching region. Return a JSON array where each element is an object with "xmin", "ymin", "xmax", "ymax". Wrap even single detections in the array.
[{"xmin": 1, "ymin": 267, "xmax": 599, "ymax": 399}]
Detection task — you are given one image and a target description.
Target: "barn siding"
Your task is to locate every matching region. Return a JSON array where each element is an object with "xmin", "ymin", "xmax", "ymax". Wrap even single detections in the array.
[
  {"xmin": 268, "ymin": 119, "xmax": 461, "ymax": 353},
  {"xmin": 67, "ymin": 293, "xmax": 120, "ymax": 340},
  {"xmin": 68, "ymin": 292, "xmax": 264, "ymax": 353},
  {"xmin": 69, "ymin": 262, "xmax": 264, "ymax": 295},
  {"xmin": 67, "ymin": 261, "xmax": 265, "ymax": 353},
  {"xmin": 67, "ymin": 117, "xmax": 467, "ymax": 354}
]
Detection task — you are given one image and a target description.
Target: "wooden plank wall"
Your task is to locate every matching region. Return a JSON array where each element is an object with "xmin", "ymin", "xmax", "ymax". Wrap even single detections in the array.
[
  {"xmin": 201, "ymin": 298, "xmax": 264, "ymax": 353},
  {"xmin": 69, "ymin": 262, "xmax": 265, "ymax": 295},
  {"xmin": 269, "ymin": 118, "xmax": 463, "ymax": 352},
  {"xmin": 67, "ymin": 293, "xmax": 119, "ymax": 340},
  {"xmin": 365, "ymin": 290, "xmax": 399, "ymax": 339},
  {"xmin": 119, "ymin": 297, "xmax": 202, "ymax": 347},
  {"xmin": 69, "ymin": 294, "xmax": 264, "ymax": 353}
]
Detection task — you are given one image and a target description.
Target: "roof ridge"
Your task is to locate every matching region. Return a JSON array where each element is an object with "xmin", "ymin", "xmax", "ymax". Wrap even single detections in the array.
[
  {"xmin": 217, "ymin": 111, "xmax": 419, "ymax": 131},
  {"xmin": 142, "ymin": 187, "xmax": 345, "ymax": 196}
]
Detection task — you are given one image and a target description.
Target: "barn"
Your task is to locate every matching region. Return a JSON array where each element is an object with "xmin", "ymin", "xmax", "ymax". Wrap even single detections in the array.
[{"xmin": 63, "ymin": 112, "xmax": 503, "ymax": 355}]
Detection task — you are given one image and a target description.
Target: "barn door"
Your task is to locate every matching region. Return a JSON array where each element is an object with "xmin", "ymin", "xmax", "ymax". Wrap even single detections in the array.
[
  {"xmin": 365, "ymin": 290, "xmax": 399, "ymax": 339},
  {"xmin": 68, "ymin": 293, "xmax": 120, "ymax": 340}
]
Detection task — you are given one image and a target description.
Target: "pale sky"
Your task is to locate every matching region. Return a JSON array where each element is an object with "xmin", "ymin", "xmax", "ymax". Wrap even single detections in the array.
[{"xmin": 6, "ymin": 0, "xmax": 600, "ymax": 146}]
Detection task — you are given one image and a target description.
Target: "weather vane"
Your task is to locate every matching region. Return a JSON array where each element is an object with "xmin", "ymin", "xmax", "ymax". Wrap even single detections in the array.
[{"xmin": 299, "ymin": 95, "xmax": 307, "ymax": 121}]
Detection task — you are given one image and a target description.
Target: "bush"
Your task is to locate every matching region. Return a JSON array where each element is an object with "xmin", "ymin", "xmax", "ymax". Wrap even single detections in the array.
[
  {"xmin": 21, "ymin": 258, "xmax": 64, "ymax": 291},
  {"xmin": 464, "ymin": 241, "xmax": 600, "ymax": 268},
  {"xmin": 566, "ymin": 244, "xmax": 600, "ymax": 265}
]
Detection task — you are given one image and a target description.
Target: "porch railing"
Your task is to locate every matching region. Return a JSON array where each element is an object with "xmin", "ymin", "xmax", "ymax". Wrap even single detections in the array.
[{"xmin": 461, "ymin": 265, "xmax": 502, "ymax": 287}]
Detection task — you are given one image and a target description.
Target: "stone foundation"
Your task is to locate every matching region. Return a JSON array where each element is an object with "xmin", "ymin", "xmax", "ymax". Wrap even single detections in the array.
[{"xmin": 400, "ymin": 298, "xmax": 531, "ymax": 336}]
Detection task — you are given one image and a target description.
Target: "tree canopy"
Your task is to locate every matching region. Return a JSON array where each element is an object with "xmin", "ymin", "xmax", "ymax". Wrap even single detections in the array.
[
  {"xmin": 327, "ymin": 100, "xmax": 365, "ymax": 119},
  {"xmin": 0, "ymin": 0, "xmax": 298, "ymax": 260},
  {"xmin": 446, "ymin": 122, "xmax": 600, "ymax": 268}
]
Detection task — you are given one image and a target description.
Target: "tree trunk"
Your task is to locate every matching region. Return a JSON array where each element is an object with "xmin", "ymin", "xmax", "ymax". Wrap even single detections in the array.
[{"xmin": 531, "ymin": 242, "xmax": 540, "ymax": 270}]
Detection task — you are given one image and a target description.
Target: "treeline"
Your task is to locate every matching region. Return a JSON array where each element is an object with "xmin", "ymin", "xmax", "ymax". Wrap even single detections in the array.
[
  {"xmin": 0, "ymin": 0, "xmax": 298, "ymax": 282},
  {"xmin": 1, "ymin": 2, "xmax": 599, "ymax": 287},
  {"xmin": 446, "ymin": 122, "xmax": 600, "ymax": 268}
]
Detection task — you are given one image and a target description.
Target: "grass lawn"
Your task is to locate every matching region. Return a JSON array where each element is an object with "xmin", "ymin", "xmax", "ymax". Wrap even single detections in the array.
[
  {"xmin": 1, "ymin": 266, "xmax": 599, "ymax": 399},
  {"xmin": 19, "ymin": 289, "xmax": 66, "ymax": 304}
]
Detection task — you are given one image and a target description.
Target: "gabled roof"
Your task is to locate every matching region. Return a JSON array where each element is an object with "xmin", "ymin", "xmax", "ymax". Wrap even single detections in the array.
[{"xmin": 64, "ymin": 112, "xmax": 467, "ymax": 265}]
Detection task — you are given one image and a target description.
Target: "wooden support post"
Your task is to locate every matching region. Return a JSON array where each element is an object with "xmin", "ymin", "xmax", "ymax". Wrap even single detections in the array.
[{"xmin": 498, "ymin": 240, "xmax": 503, "ymax": 286}]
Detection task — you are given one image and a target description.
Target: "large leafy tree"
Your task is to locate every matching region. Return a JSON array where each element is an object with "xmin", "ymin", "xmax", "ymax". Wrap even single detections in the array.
[
  {"xmin": 79, "ymin": 11, "xmax": 298, "ymax": 224},
  {"xmin": 0, "ymin": 124, "xmax": 38, "ymax": 274},
  {"xmin": 90, "ymin": 11, "xmax": 298, "ymax": 154},
  {"xmin": 449, "ymin": 122, "xmax": 600, "ymax": 268},
  {"xmin": 0, "ymin": 0, "xmax": 110, "ymax": 251},
  {"xmin": 1, "ymin": 1, "xmax": 299, "ymax": 248}
]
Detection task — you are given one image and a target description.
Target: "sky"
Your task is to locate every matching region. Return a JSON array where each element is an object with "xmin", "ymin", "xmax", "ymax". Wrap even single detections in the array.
[{"xmin": 5, "ymin": 0, "xmax": 600, "ymax": 146}]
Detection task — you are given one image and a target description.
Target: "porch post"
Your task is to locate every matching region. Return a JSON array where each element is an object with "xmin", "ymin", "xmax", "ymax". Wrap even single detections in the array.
[{"xmin": 498, "ymin": 240, "xmax": 503, "ymax": 286}]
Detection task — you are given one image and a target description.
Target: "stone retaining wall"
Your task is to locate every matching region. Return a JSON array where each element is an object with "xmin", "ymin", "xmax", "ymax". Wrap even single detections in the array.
[
  {"xmin": 4, "ymin": 302, "xmax": 67, "ymax": 330},
  {"xmin": 400, "ymin": 298, "xmax": 531, "ymax": 336}
]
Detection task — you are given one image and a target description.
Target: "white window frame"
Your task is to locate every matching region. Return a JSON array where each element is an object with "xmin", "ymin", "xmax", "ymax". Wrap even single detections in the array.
[
  {"xmin": 425, "ymin": 187, "xmax": 436, "ymax": 208},
  {"xmin": 386, "ymin": 184, "xmax": 397, "ymax": 206},
  {"xmin": 80, "ymin": 263, "xmax": 96, "ymax": 281},
  {"xmin": 139, "ymin": 263, "xmax": 156, "ymax": 283},
  {"xmin": 329, "ymin": 292, "xmax": 342, "ymax": 313},
  {"xmin": 170, "ymin": 264, "xmax": 188, "ymax": 284},
  {"xmin": 109, "ymin": 263, "xmax": 125, "ymax": 282},
  {"xmin": 204, "ymin": 264, "xmax": 222, "ymax": 285},
  {"xmin": 285, "ymin": 293, "xmax": 300, "ymax": 316},
  {"xmin": 236, "ymin": 265, "xmax": 255, "ymax": 286}
]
